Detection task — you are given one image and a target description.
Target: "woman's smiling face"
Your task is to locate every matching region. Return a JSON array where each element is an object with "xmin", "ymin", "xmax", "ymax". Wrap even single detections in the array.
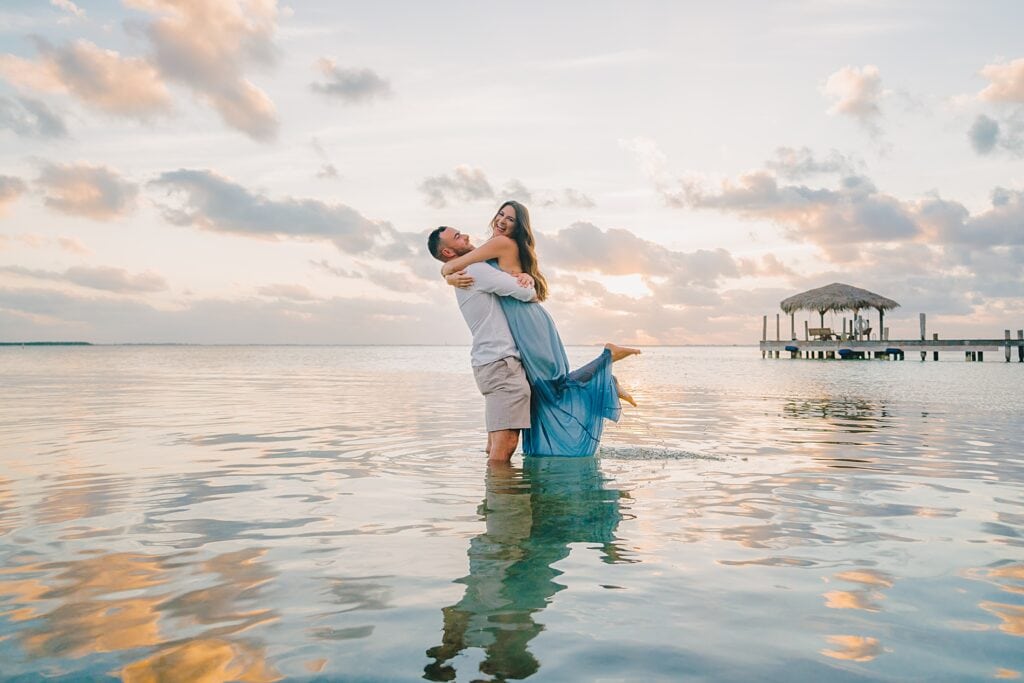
[{"xmin": 492, "ymin": 204, "xmax": 517, "ymax": 237}]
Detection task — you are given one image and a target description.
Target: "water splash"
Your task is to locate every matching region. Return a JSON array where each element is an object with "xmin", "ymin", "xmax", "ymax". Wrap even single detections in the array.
[{"xmin": 596, "ymin": 445, "xmax": 726, "ymax": 461}]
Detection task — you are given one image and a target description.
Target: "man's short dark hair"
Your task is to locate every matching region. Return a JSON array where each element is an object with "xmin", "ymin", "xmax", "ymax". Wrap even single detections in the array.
[{"xmin": 427, "ymin": 226, "xmax": 448, "ymax": 261}]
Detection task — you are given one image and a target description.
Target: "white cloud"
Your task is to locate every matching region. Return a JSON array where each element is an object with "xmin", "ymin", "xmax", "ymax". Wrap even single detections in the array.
[
  {"xmin": 317, "ymin": 164, "xmax": 339, "ymax": 179},
  {"xmin": 419, "ymin": 166, "xmax": 596, "ymax": 210},
  {"xmin": 149, "ymin": 168, "xmax": 392, "ymax": 254},
  {"xmin": 968, "ymin": 111, "xmax": 1024, "ymax": 157},
  {"xmin": 50, "ymin": 0, "xmax": 85, "ymax": 18},
  {"xmin": 311, "ymin": 58, "xmax": 390, "ymax": 103},
  {"xmin": 765, "ymin": 147, "xmax": 856, "ymax": 179},
  {"xmin": 0, "ymin": 96, "xmax": 67, "ymax": 138},
  {"xmin": 618, "ymin": 137, "xmax": 672, "ymax": 189},
  {"xmin": 309, "ymin": 259, "xmax": 360, "ymax": 279},
  {"xmin": 419, "ymin": 165, "xmax": 495, "ymax": 209}
]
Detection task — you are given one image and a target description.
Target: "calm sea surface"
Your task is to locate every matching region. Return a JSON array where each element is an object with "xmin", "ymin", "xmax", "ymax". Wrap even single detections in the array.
[{"xmin": 0, "ymin": 345, "xmax": 1022, "ymax": 682}]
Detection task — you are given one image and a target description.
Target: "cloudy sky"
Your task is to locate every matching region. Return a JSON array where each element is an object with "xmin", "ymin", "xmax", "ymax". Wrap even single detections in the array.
[{"xmin": 1, "ymin": 0, "xmax": 1022, "ymax": 345}]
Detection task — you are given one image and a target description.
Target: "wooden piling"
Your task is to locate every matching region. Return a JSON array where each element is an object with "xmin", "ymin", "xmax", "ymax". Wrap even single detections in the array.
[
  {"xmin": 762, "ymin": 315, "xmax": 767, "ymax": 358},
  {"xmin": 920, "ymin": 313, "xmax": 926, "ymax": 361},
  {"xmin": 933, "ymin": 333, "xmax": 939, "ymax": 361},
  {"xmin": 1019, "ymin": 330, "xmax": 1023, "ymax": 362},
  {"xmin": 804, "ymin": 320, "xmax": 809, "ymax": 341},
  {"xmin": 1007, "ymin": 330, "xmax": 1012, "ymax": 362},
  {"xmin": 790, "ymin": 313, "xmax": 796, "ymax": 340}
]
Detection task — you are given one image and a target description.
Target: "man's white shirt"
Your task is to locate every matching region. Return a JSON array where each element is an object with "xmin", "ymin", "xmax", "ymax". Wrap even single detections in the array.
[{"xmin": 454, "ymin": 262, "xmax": 536, "ymax": 367}]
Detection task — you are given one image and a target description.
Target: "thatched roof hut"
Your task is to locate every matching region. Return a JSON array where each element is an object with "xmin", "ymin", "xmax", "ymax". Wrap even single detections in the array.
[{"xmin": 781, "ymin": 282, "xmax": 900, "ymax": 333}]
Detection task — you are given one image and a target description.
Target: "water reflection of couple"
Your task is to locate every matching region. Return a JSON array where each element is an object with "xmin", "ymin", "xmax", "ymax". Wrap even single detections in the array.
[
  {"xmin": 424, "ymin": 458, "xmax": 632, "ymax": 681},
  {"xmin": 427, "ymin": 201, "xmax": 640, "ymax": 460}
]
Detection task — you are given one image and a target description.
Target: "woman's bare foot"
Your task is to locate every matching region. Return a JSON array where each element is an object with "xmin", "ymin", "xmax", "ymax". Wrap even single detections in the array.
[
  {"xmin": 605, "ymin": 343, "xmax": 641, "ymax": 363},
  {"xmin": 618, "ymin": 385, "xmax": 637, "ymax": 407}
]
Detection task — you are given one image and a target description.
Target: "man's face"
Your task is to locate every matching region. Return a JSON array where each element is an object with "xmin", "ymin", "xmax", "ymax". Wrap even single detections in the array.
[{"xmin": 440, "ymin": 227, "xmax": 473, "ymax": 259}]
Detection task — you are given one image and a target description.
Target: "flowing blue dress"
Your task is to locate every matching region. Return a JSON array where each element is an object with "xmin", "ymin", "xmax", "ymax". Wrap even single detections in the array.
[{"xmin": 495, "ymin": 266, "xmax": 621, "ymax": 456}]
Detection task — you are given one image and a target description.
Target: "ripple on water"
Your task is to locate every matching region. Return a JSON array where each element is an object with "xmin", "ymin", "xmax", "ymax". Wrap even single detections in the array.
[{"xmin": 0, "ymin": 345, "xmax": 1022, "ymax": 681}]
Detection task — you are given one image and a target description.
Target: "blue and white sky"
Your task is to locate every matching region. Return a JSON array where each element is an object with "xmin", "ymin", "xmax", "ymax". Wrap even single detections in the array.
[{"xmin": 1, "ymin": 0, "xmax": 1022, "ymax": 344}]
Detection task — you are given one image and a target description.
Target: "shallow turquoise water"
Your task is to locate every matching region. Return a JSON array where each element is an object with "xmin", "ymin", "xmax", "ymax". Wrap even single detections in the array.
[{"xmin": 0, "ymin": 345, "xmax": 1022, "ymax": 681}]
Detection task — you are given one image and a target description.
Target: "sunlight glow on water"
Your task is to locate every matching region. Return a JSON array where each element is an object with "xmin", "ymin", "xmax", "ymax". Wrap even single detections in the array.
[{"xmin": 0, "ymin": 346, "xmax": 1022, "ymax": 681}]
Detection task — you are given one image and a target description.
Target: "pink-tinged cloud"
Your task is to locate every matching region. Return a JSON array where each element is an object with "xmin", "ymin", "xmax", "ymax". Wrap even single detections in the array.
[
  {"xmin": 64, "ymin": 265, "xmax": 166, "ymax": 292},
  {"xmin": 978, "ymin": 57, "xmax": 1024, "ymax": 103},
  {"xmin": 627, "ymin": 140, "xmax": 1024, "ymax": 269},
  {"xmin": 0, "ymin": 234, "xmax": 91, "ymax": 254},
  {"xmin": 540, "ymin": 222, "xmax": 675, "ymax": 276},
  {"xmin": 257, "ymin": 283, "xmax": 316, "ymax": 300},
  {"xmin": 128, "ymin": 0, "xmax": 280, "ymax": 140},
  {"xmin": 0, "ymin": 286, "xmax": 443, "ymax": 345},
  {"xmin": 0, "ymin": 175, "xmax": 28, "ymax": 214},
  {"xmin": 57, "ymin": 237, "xmax": 90, "ymax": 255},
  {"xmin": 678, "ymin": 172, "xmax": 919, "ymax": 256},
  {"xmin": 738, "ymin": 253, "xmax": 798, "ymax": 278},
  {"xmin": 823, "ymin": 65, "xmax": 883, "ymax": 135},
  {"xmin": 0, "ymin": 39, "xmax": 171, "ymax": 120},
  {"xmin": 37, "ymin": 162, "xmax": 138, "ymax": 220},
  {"xmin": 0, "ymin": 264, "xmax": 166, "ymax": 293}
]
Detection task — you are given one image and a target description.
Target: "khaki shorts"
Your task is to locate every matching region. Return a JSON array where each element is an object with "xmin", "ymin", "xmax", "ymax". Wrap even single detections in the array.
[{"xmin": 472, "ymin": 356, "xmax": 531, "ymax": 432}]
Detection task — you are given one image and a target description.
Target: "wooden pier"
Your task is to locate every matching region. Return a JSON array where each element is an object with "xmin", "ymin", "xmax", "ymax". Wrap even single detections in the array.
[{"xmin": 759, "ymin": 313, "xmax": 1024, "ymax": 361}]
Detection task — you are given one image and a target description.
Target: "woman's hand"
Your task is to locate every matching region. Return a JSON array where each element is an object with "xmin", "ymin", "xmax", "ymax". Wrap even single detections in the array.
[
  {"xmin": 515, "ymin": 272, "xmax": 534, "ymax": 288},
  {"xmin": 445, "ymin": 270, "xmax": 474, "ymax": 289}
]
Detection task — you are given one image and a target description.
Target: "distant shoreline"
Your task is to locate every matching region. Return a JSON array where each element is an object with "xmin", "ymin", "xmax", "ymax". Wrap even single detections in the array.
[{"xmin": 0, "ymin": 341, "xmax": 93, "ymax": 346}]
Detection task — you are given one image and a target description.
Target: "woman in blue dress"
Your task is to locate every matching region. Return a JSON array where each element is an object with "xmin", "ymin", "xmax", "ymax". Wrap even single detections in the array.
[{"xmin": 441, "ymin": 200, "xmax": 640, "ymax": 457}]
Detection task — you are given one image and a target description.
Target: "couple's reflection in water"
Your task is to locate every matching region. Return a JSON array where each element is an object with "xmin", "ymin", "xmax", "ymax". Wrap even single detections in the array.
[{"xmin": 424, "ymin": 457, "xmax": 633, "ymax": 682}]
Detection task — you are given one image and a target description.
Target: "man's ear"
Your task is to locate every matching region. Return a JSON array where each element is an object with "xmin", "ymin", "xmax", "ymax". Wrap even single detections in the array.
[{"xmin": 440, "ymin": 247, "xmax": 454, "ymax": 260}]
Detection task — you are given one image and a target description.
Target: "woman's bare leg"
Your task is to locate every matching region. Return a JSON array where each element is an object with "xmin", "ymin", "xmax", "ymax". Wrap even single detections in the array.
[
  {"xmin": 614, "ymin": 376, "xmax": 638, "ymax": 407},
  {"xmin": 605, "ymin": 343, "xmax": 641, "ymax": 363}
]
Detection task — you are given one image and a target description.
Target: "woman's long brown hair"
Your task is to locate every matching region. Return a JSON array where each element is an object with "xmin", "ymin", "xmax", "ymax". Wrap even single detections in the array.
[{"xmin": 492, "ymin": 200, "xmax": 548, "ymax": 301}]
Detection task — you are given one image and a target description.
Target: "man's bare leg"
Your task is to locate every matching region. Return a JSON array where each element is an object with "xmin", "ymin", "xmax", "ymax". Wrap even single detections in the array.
[
  {"xmin": 605, "ymin": 343, "xmax": 641, "ymax": 362},
  {"xmin": 488, "ymin": 429, "xmax": 520, "ymax": 463},
  {"xmin": 485, "ymin": 433, "xmax": 492, "ymax": 455}
]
